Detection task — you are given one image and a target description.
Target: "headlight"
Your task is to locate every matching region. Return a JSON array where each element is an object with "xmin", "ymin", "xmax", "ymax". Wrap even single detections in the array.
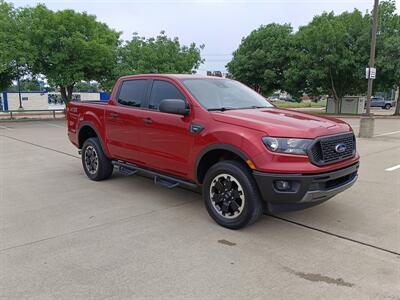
[{"xmin": 262, "ymin": 137, "xmax": 312, "ymax": 155}]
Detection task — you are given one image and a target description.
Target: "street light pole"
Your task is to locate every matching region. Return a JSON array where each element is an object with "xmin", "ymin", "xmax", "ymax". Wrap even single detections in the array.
[{"xmin": 359, "ymin": 0, "xmax": 379, "ymax": 138}]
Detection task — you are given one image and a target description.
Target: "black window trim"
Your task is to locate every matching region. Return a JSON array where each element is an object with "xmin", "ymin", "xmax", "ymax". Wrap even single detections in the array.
[
  {"xmin": 116, "ymin": 79, "xmax": 151, "ymax": 109},
  {"xmin": 144, "ymin": 79, "xmax": 189, "ymax": 111}
]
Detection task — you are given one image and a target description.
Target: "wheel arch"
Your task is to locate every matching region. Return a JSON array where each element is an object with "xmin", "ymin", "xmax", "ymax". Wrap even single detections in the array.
[
  {"xmin": 78, "ymin": 122, "xmax": 110, "ymax": 157},
  {"xmin": 195, "ymin": 144, "xmax": 251, "ymax": 184}
]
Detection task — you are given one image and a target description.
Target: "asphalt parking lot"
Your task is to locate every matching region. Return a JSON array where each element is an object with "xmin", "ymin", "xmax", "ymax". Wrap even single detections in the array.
[{"xmin": 1, "ymin": 118, "xmax": 399, "ymax": 299}]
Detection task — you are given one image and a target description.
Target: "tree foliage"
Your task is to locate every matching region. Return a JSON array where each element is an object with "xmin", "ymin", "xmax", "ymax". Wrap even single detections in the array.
[
  {"xmin": 283, "ymin": 10, "xmax": 370, "ymax": 112},
  {"xmin": 374, "ymin": 0, "xmax": 400, "ymax": 115},
  {"xmin": 0, "ymin": 1, "xmax": 14, "ymax": 90},
  {"xmin": 226, "ymin": 24, "xmax": 292, "ymax": 95},
  {"xmin": 100, "ymin": 31, "xmax": 204, "ymax": 92},
  {"xmin": 0, "ymin": 1, "xmax": 34, "ymax": 90},
  {"xmin": 74, "ymin": 81, "xmax": 100, "ymax": 92},
  {"xmin": 7, "ymin": 78, "xmax": 43, "ymax": 92},
  {"xmin": 24, "ymin": 5, "xmax": 120, "ymax": 103},
  {"xmin": 1, "ymin": 1, "xmax": 205, "ymax": 100},
  {"xmin": 227, "ymin": 0, "xmax": 399, "ymax": 115},
  {"xmin": 0, "ymin": 70, "xmax": 14, "ymax": 91}
]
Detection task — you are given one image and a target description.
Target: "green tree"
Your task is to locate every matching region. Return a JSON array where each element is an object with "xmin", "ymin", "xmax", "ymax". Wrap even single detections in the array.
[
  {"xmin": 25, "ymin": 5, "xmax": 120, "ymax": 104},
  {"xmin": 7, "ymin": 78, "xmax": 43, "ymax": 92},
  {"xmin": 0, "ymin": 1, "xmax": 34, "ymax": 91},
  {"xmin": 374, "ymin": 0, "xmax": 400, "ymax": 115},
  {"xmin": 0, "ymin": 70, "xmax": 14, "ymax": 91},
  {"xmin": 101, "ymin": 31, "xmax": 204, "ymax": 91},
  {"xmin": 74, "ymin": 81, "xmax": 100, "ymax": 92},
  {"xmin": 284, "ymin": 10, "xmax": 370, "ymax": 113},
  {"xmin": 0, "ymin": 0, "xmax": 17, "ymax": 91},
  {"xmin": 226, "ymin": 24, "xmax": 293, "ymax": 95}
]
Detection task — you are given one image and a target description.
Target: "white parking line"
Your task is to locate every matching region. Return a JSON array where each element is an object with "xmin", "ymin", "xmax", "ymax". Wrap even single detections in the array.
[
  {"xmin": 385, "ymin": 164, "xmax": 400, "ymax": 172},
  {"xmin": 374, "ymin": 130, "xmax": 400, "ymax": 137}
]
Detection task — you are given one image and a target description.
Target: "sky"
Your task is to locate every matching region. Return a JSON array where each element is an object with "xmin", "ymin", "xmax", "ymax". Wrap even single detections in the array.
[{"xmin": 9, "ymin": 0, "xmax": 400, "ymax": 74}]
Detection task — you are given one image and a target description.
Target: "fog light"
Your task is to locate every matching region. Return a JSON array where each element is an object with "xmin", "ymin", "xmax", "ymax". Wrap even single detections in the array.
[{"xmin": 275, "ymin": 180, "xmax": 291, "ymax": 191}]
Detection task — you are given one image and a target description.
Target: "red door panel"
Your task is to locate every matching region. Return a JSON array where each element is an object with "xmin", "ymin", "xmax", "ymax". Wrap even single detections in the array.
[
  {"xmin": 139, "ymin": 111, "xmax": 194, "ymax": 178},
  {"xmin": 105, "ymin": 79, "xmax": 150, "ymax": 164},
  {"xmin": 105, "ymin": 106, "xmax": 144, "ymax": 164}
]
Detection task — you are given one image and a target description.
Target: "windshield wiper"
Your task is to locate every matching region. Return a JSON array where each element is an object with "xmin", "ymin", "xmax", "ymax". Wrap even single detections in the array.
[
  {"xmin": 208, "ymin": 105, "xmax": 269, "ymax": 111},
  {"xmin": 207, "ymin": 107, "xmax": 235, "ymax": 111},
  {"xmin": 237, "ymin": 105, "xmax": 269, "ymax": 109}
]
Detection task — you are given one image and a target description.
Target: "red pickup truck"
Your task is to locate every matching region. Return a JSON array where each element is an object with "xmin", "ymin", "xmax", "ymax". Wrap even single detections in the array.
[{"xmin": 67, "ymin": 74, "xmax": 359, "ymax": 229}]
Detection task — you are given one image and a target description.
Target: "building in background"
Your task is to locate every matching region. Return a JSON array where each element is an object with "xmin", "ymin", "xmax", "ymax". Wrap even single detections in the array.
[{"xmin": 0, "ymin": 91, "xmax": 109, "ymax": 111}]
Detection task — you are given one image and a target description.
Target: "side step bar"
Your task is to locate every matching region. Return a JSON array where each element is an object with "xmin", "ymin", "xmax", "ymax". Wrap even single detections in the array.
[{"xmin": 112, "ymin": 160, "xmax": 197, "ymax": 190}]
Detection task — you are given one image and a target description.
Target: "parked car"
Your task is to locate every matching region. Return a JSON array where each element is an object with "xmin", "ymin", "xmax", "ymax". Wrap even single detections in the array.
[
  {"xmin": 279, "ymin": 96, "xmax": 301, "ymax": 103},
  {"xmin": 67, "ymin": 74, "xmax": 359, "ymax": 229},
  {"xmin": 268, "ymin": 95, "xmax": 280, "ymax": 101},
  {"xmin": 285, "ymin": 97, "xmax": 302, "ymax": 103},
  {"xmin": 367, "ymin": 96, "xmax": 396, "ymax": 109}
]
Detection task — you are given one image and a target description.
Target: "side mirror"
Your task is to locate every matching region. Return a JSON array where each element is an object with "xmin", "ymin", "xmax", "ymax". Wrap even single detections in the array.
[{"xmin": 159, "ymin": 99, "xmax": 190, "ymax": 116}]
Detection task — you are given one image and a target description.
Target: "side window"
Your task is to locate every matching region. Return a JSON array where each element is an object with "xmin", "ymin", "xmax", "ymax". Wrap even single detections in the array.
[
  {"xmin": 118, "ymin": 80, "xmax": 148, "ymax": 107},
  {"xmin": 149, "ymin": 80, "xmax": 186, "ymax": 110}
]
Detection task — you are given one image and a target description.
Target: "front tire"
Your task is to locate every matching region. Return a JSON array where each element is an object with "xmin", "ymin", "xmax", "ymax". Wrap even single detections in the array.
[
  {"xmin": 203, "ymin": 160, "xmax": 264, "ymax": 229},
  {"xmin": 82, "ymin": 137, "xmax": 113, "ymax": 181},
  {"xmin": 384, "ymin": 104, "xmax": 391, "ymax": 110}
]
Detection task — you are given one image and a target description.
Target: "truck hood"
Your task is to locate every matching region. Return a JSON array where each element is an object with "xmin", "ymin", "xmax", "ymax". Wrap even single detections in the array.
[{"xmin": 211, "ymin": 108, "xmax": 352, "ymax": 138}]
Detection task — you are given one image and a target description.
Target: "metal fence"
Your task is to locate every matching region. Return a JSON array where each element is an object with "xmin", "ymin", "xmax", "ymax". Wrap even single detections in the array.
[{"xmin": 0, "ymin": 109, "xmax": 66, "ymax": 120}]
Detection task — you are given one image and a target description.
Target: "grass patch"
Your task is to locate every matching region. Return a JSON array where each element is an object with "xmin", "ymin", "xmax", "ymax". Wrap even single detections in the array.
[{"xmin": 273, "ymin": 100, "xmax": 327, "ymax": 109}]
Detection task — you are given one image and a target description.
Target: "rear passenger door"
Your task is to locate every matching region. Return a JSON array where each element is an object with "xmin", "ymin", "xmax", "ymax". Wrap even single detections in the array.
[
  {"xmin": 105, "ymin": 79, "xmax": 150, "ymax": 164},
  {"xmin": 139, "ymin": 79, "xmax": 194, "ymax": 178}
]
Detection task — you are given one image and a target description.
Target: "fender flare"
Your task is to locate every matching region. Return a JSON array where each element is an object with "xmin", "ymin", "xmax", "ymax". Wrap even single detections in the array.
[
  {"xmin": 194, "ymin": 144, "xmax": 250, "ymax": 182},
  {"xmin": 78, "ymin": 122, "xmax": 110, "ymax": 157}
]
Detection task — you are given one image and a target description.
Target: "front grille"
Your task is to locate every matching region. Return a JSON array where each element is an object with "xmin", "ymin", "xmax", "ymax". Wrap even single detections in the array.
[{"xmin": 308, "ymin": 133, "xmax": 356, "ymax": 166}]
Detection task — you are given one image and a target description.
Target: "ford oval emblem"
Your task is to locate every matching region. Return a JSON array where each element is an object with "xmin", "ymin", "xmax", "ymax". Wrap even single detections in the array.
[{"xmin": 335, "ymin": 143, "xmax": 347, "ymax": 153}]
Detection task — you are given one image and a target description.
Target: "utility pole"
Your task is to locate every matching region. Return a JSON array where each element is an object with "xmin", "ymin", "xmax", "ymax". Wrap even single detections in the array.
[
  {"xmin": 15, "ymin": 63, "xmax": 23, "ymax": 110},
  {"xmin": 17, "ymin": 74, "xmax": 23, "ymax": 109},
  {"xmin": 359, "ymin": 0, "xmax": 379, "ymax": 138}
]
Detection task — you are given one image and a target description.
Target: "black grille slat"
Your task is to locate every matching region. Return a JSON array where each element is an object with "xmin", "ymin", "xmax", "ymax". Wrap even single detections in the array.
[{"xmin": 309, "ymin": 133, "xmax": 356, "ymax": 166}]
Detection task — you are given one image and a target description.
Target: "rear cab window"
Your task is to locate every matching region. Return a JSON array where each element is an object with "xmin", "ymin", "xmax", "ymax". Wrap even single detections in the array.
[
  {"xmin": 117, "ymin": 80, "xmax": 148, "ymax": 107},
  {"xmin": 149, "ymin": 80, "xmax": 186, "ymax": 110}
]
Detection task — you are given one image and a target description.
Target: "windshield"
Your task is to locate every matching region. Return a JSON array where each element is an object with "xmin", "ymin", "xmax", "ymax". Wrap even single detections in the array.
[{"xmin": 181, "ymin": 78, "xmax": 273, "ymax": 111}]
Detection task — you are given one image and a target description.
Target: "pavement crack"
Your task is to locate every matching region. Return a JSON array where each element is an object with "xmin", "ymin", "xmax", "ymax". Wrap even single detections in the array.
[
  {"xmin": 2, "ymin": 131, "xmax": 399, "ymax": 258},
  {"xmin": 0, "ymin": 200, "xmax": 195, "ymax": 254},
  {"xmin": 0, "ymin": 134, "xmax": 80, "ymax": 159},
  {"xmin": 269, "ymin": 214, "xmax": 400, "ymax": 256}
]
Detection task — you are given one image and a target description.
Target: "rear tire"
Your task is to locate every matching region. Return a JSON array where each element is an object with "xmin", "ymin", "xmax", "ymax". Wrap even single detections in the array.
[
  {"xmin": 203, "ymin": 160, "xmax": 264, "ymax": 229},
  {"xmin": 82, "ymin": 137, "xmax": 113, "ymax": 181}
]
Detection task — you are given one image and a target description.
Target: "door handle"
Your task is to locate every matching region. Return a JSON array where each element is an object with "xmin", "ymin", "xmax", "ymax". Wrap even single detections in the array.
[
  {"xmin": 110, "ymin": 112, "xmax": 119, "ymax": 118},
  {"xmin": 143, "ymin": 118, "xmax": 153, "ymax": 124}
]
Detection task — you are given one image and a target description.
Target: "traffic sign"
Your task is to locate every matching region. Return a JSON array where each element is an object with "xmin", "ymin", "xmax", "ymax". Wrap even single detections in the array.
[{"xmin": 366, "ymin": 67, "xmax": 376, "ymax": 79}]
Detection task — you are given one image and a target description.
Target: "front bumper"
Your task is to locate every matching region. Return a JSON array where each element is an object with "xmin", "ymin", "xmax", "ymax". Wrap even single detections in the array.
[{"xmin": 253, "ymin": 162, "xmax": 359, "ymax": 212}]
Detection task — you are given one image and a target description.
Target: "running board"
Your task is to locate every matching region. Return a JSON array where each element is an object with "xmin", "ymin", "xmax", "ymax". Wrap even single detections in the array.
[
  {"xmin": 112, "ymin": 160, "xmax": 197, "ymax": 190},
  {"xmin": 118, "ymin": 166, "xmax": 138, "ymax": 176},
  {"xmin": 154, "ymin": 176, "xmax": 179, "ymax": 189}
]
